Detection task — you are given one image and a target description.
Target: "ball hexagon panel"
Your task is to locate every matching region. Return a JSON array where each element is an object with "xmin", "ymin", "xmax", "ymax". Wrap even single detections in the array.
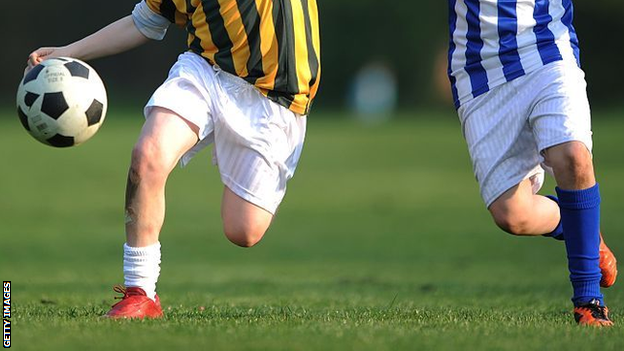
[{"xmin": 41, "ymin": 92, "xmax": 69, "ymax": 120}]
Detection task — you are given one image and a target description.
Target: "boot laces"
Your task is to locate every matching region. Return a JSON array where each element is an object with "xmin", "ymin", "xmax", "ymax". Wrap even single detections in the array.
[{"xmin": 113, "ymin": 285, "xmax": 128, "ymax": 300}]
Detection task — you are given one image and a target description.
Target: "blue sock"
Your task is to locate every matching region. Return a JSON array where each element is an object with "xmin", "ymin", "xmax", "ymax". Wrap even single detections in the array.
[
  {"xmin": 543, "ymin": 195, "xmax": 564, "ymax": 241},
  {"xmin": 556, "ymin": 184, "xmax": 603, "ymax": 305}
]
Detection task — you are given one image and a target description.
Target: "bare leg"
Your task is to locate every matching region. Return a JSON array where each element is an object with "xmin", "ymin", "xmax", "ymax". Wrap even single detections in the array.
[
  {"xmin": 221, "ymin": 186, "xmax": 274, "ymax": 247},
  {"xmin": 489, "ymin": 178, "xmax": 561, "ymax": 236},
  {"xmin": 542, "ymin": 141, "xmax": 595, "ymax": 190},
  {"xmin": 489, "ymin": 141, "xmax": 596, "ymax": 236},
  {"xmin": 125, "ymin": 107, "xmax": 199, "ymax": 247},
  {"xmin": 106, "ymin": 107, "xmax": 200, "ymax": 317}
]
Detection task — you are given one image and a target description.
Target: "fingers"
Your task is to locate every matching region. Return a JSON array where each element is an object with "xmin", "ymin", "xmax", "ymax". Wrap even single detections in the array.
[
  {"xmin": 28, "ymin": 48, "xmax": 52, "ymax": 67},
  {"xmin": 25, "ymin": 47, "xmax": 57, "ymax": 76}
]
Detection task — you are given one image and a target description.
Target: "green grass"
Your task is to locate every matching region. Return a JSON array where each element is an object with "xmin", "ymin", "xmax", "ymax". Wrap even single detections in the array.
[{"xmin": 1, "ymin": 108, "xmax": 624, "ymax": 350}]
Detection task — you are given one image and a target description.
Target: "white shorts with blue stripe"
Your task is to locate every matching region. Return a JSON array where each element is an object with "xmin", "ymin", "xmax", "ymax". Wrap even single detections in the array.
[{"xmin": 457, "ymin": 60, "xmax": 593, "ymax": 207}]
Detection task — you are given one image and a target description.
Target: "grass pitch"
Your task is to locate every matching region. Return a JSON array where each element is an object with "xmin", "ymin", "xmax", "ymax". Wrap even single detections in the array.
[{"xmin": 1, "ymin": 108, "xmax": 624, "ymax": 350}]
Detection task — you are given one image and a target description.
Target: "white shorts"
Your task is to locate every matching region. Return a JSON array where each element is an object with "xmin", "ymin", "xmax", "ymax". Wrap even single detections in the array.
[
  {"xmin": 145, "ymin": 52, "xmax": 307, "ymax": 214},
  {"xmin": 457, "ymin": 60, "xmax": 593, "ymax": 207}
]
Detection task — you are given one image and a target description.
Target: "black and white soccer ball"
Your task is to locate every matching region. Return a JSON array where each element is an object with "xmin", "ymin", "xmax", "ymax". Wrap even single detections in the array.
[{"xmin": 16, "ymin": 57, "xmax": 107, "ymax": 147}]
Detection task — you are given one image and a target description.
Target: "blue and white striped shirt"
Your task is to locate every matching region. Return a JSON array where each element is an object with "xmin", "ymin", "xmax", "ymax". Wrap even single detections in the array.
[{"xmin": 448, "ymin": 0, "xmax": 580, "ymax": 108}]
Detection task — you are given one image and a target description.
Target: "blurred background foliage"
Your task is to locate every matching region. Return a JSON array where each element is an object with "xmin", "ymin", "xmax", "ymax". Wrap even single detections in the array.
[{"xmin": 1, "ymin": 0, "xmax": 623, "ymax": 112}]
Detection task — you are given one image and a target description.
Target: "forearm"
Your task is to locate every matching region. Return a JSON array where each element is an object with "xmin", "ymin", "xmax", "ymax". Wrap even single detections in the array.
[{"xmin": 62, "ymin": 15, "xmax": 150, "ymax": 61}]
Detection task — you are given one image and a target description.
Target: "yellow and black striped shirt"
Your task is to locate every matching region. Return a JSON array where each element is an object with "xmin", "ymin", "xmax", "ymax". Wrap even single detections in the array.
[{"xmin": 145, "ymin": 0, "xmax": 320, "ymax": 115}]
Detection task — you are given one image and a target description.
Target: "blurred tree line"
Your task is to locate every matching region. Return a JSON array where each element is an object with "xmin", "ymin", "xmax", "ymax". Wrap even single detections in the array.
[{"xmin": 1, "ymin": 0, "xmax": 622, "ymax": 112}]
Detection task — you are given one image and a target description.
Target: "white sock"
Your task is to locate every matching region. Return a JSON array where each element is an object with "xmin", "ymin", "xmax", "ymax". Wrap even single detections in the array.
[{"xmin": 123, "ymin": 242, "xmax": 161, "ymax": 301}]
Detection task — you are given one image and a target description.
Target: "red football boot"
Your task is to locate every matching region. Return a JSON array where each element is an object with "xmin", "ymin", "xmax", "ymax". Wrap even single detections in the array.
[
  {"xmin": 599, "ymin": 233, "xmax": 618, "ymax": 288},
  {"xmin": 105, "ymin": 285, "xmax": 163, "ymax": 319}
]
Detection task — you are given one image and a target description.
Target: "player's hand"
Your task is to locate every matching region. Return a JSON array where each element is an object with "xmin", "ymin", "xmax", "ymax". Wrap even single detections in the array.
[{"xmin": 25, "ymin": 47, "xmax": 67, "ymax": 75}]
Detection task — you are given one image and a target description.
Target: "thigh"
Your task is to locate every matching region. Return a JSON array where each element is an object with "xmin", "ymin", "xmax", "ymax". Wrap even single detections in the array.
[
  {"xmin": 489, "ymin": 176, "xmax": 542, "ymax": 215},
  {"xmin": 488, "ymin": 175, "xmax": 561, "ymax": 235},
  {"xmin": 221, "ymin": 185, "xmax": 273, "ymax": 236}
]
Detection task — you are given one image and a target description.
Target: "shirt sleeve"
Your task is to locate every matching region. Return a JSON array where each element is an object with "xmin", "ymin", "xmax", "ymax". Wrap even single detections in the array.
[{"xmin": 131, "ymin": 1, "xmax": 171, "ymax": 40}]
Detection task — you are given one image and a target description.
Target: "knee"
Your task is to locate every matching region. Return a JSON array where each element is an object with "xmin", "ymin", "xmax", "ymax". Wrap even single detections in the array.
[
  {"xmin": 492, "ymin": 214, "xmax": 534, "ymax": 236},
  {"xmin": 129, "ymin": 139, "xmax": 168, "ymax": 182},
  {"xmin": 223, "ymin": 223, "xmax": 267, "ymax": 248},
  {"xmin": 489, "ymin": 204, "xmax": 534, "ymax": 236},
  {"xmin": 546, "ymin": 142, "xmax": 593, "ymax": 176}
]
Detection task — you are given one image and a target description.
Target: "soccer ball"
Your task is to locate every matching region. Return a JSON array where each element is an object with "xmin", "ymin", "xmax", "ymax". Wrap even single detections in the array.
[{"xmin": 16, "ymin": 57, "xmax": 107, "ymax": 147}]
